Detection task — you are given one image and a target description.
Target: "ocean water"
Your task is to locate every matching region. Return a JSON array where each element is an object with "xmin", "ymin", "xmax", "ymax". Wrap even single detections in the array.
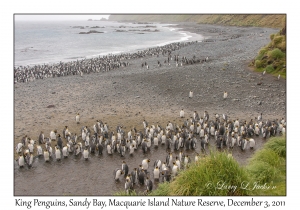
[{"xmin": 14, "ymin": 20, "xmax": 204, "ymax": 67}]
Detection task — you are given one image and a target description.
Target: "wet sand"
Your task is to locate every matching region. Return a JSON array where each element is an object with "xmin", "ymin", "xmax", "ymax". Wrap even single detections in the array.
[{"xmin": 14, "ymin": 23, "xmax": 286, "ymax": 195}]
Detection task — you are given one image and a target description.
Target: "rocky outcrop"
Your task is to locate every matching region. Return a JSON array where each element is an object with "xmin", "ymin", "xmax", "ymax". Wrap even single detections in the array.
[{"xmin": 79, "ymin": 30, "xmax": 104, "ymax": 34}]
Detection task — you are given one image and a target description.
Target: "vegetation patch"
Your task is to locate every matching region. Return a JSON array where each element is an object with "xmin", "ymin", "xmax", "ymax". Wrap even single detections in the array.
[
  {"xmin": 251, "ymin": 32, "xmax": 286, "ymax": 78},
  {"xmin": 246, "ymin": 137, "xmax": 286, "ymax": 196},
  {"xmin": 167, "ymin": 152, "xmax": 250, "ymax": 196},
  {"xmin": 268, "ymin": 48, "xmax": 285, "ymax": 60}
]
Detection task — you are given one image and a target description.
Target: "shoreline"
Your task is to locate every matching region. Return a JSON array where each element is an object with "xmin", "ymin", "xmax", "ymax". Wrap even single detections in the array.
[{"xmin": 14, "ymin": 22, "xmax": 204, "ymax": 68}]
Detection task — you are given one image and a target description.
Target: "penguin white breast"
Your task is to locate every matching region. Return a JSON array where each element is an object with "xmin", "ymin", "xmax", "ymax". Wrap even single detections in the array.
[
  {"xmin": 50, "ymin": 132, "xmax": 56, "ymax": 139},
  {"xmin": 176, "ymin": 160, "xmax": 181, "ymax": 168},
  {"xmin": 153, "ymin": 169, "xmax": 160, "ymax": 179},
  {"xmin": 63, "ymin": 146, "xmax": 69, "ymax": 154},
  {"xmin": 249, "ymin": 139, "xmax": 255, "ymax": 147},
  {"xmin": 154, "ymin": 138, "xmax": 158, "ymax": 145},
  {"xmin": 157, "ymin": 160, "xmax": 162, "ymax": 168},
  {"xmin": 19, "ymin": 156, "xmax": 25, "ymax": 166},
  {"xmin": 83, "ymin": 149, "xmax": 89, "ymax": 158},
  {"xmin": 142, "ymin": 161, "xmax": 148, "ymax": 169},
  {"xmin": 172, "ymin": 166, "xmax": 178, "ymax": 175},
  {"xmin": 180, "ymin": 111, "xmax": 184, "ymax": 117},
  {"xmin": 56, "ymin": 149, "xmax": 61, "ymax": 158},
  {"xmin": 184, "ymin": 157, "xmax": 188, "ymax": 164},
  {"xmin": 44, "ymin": 151, "xmax": 49, "ymax": 161}
]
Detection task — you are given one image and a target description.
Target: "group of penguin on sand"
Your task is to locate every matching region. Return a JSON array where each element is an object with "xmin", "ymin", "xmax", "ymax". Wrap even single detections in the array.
[
  {"xmin": 16, "ymin": 105, "xmax": 286, "ymax": 194},
  {"xmin": 14, "ymin": 41, "xmax": 198, "ymax": 84},
  {"xmin": 113, "ymin": 150, "xmax": 198, "ymax": 195},
  {"xmin": 111, "ymin": 110, "xmax": 286, "ymax": 194}
]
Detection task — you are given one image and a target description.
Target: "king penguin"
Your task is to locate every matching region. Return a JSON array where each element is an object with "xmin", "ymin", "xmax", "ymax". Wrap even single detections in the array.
[
  {"xmin": 145, "ymin": 177, "xmax": 153, "ymax": 191},
  {"xmin": 113, "ymin": 168, "xmax": 124, "ymax": 181},
  {"xmin": 223, "ymin": 91, "xmax": 228, "ymax": 99},
  {"xmin": 18, "ymin": 154, "xmax": 25, "ymax": 167},
  {"xmin": 131, "ymin": 168, "xmax": 138, "ymax": 184},
  {"xmin": 50, "ymin": 130, "xmax": 57, "ymax": 141},
  {"xmin": 28, "ymin": 153, "xmax": 34, "ymax": 168},
  {"xmin": 36, "ymin": 145, "xmax": 43, "ymax": 156},
  {"xmin": 189, "ymin": 91, "xmax": 193, "ymax": 98},
  {"xmin": 142, "ymin": 159, "xmax": 150, "ymax": 173},
  {"xmin": 125, "ymin": 179, "xmax": 132, "ymax": 195},
  {"xmin": 55, "ymin": 146, "xmax": 61, "ymax": 161},
  {"xmin": 83, "ymin": 146, "xmax": 89, "ymax": 160},
  {"xmin": 75, "ymin": 113, "xmax": 80, "ymax": 124},
  {"xmin": 44, "ymin": 149, "xmax": 50, "ymax": 162},
  {"xmin": 16, "ymin": 142, "xmax": 24, "ymax": 154},
  {"xmin": 129, "ymin": 144, "xmax": 135, "ymax": 155},
  {"xmin": 154, "ymin": 159, "xmax": 162, "ymax": 169},
  {"xmin": 166, "ymin": 152, "xmax": 173, "ymax": 167},
  {"xmin": 122, "ymin": 161, "xmax": 129, "ymax": 177},
  {"xmin": 172, "ymin": 162, "xmax": 179, "ymax": 177},
  {"xmin": 180, "ymin": 109, "xmax": 185, "ymax": 118},
  {"xmin": 138, "ymin": 169, "xmax": 146, "ymax": 185},
  {"xmin": 153, "ymin": 166, "xmax": 160, "ymax": 181},
  {"xmin": 62, "ymin": 145, "xmax": 68, "ymax": 158},
  {"xmin": 249, "ymin": 138, "xmax": 255, "ymax": 149}
]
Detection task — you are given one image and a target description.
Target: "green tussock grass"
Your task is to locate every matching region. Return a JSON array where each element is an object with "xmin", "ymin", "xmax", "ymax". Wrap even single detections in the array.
[
  {"xmin": 246, "ymin": 137, "xmax": 286, "ymax": 195},
  {"xmin": 149, "ymin": 182, "xmax": 171, "ymax": 196},
  {"xmin": 264, "ymin": 137, "xmax": 286, "ymax": 157},
  {"xmin": 268, "ymin": 48, "xmax": 285, "ymax": 60},
  {"xmin": 167, "ymin": 152, "xmax": 250, "ymax": 196},
  {"xmin": 251, "ymin": 17, "xmax": 286, "ymax": 79}
]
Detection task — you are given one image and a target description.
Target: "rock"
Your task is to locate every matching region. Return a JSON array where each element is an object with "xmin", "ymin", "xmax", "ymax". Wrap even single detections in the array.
[
  {"xmin": 79, "ymin": 30, "xmax": 104, "ymax": 34},
  {"xmin": 46, "ymin": 105, "xmax": 55, "ymax": 108}
]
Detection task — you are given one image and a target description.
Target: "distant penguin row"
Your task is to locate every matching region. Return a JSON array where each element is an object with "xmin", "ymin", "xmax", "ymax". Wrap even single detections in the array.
[
  {"xmin": 142, "ymin": 52, "xmax": 210, "ymax": 70},
  {"xmin": 14, "ymin": 41, "xmax": 198, "ymax": 84}
]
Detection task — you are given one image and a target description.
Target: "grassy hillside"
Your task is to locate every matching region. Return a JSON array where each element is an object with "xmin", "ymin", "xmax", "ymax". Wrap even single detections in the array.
[
  {"xmin": 250, "ymin": 23, "xmax": 286, "ymax": 78},
  {"xmin": 109, "ymin": 14, "xmax": 286, "ymax": 79},
  {"xmin": 115, "ymin": 136, "xmax": 286, "ymax": 196},
  {"xmin": 109, "ymin": 14, "xmax": 286, "ymax": 28}
]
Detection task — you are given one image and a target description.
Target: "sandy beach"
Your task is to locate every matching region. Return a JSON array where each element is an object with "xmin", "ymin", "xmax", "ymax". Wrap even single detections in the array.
[{"xmin": 14, "ymin": 23, "xmax": 286, "ymax": 195}]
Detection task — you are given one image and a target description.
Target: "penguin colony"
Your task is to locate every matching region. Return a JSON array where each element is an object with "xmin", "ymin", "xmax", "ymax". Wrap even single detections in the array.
[
  {"xmin": 14, "ymin": 41, "xmax": 200, "ymax": 83},
  {"xmin": 15, "ymin": 111, "xmax": 286, "ymax": 194}
]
